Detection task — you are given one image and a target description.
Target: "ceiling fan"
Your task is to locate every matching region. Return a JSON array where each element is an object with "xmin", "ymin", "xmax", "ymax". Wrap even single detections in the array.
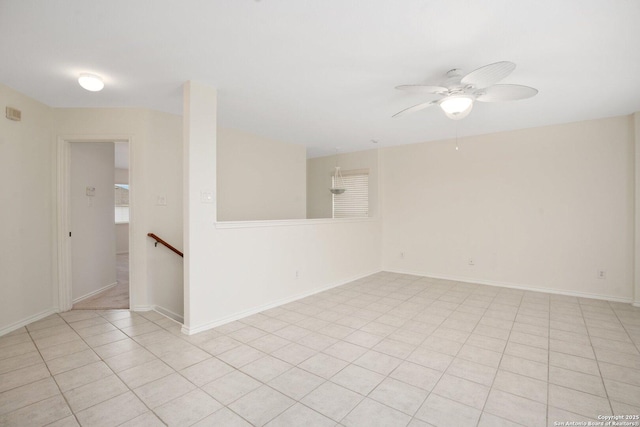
[{"xmin": 393, "ymin": 61, "xmax": 537, "ymax": 120}]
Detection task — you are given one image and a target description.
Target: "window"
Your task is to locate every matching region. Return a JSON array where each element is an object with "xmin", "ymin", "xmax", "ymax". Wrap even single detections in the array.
[
  {"xmin": 333, "ymin": 170, "xmax": 369, "ymax": 218},
  {"xmin": 115, "ymin": 184, "xmax": 129, "ymax": 223}
]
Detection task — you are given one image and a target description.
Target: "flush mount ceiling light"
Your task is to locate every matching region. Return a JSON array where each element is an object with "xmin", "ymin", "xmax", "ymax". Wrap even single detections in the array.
[
  {"xmin": 78, "ymin": 73, "xmax": 104, "ymax": 92},
  {"xmin": 393, "ymin": 61, "xmax": 537, "ymax": 120}
]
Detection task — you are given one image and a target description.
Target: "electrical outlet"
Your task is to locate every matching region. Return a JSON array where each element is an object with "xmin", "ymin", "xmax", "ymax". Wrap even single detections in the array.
[
  {"xmin": 468, "ymin": 258, "xmax": 474, "ymax": 266},
  {"xmin": 400, "ymin": 252, "xmax": 405, "ymax": 259},
  {"xmin": 295, "ymin": 270, "xmax": 299, "ymax": 279},
  {"xmin": 597, "ymin": 270, "xmax": 606, "ymax": 279}
]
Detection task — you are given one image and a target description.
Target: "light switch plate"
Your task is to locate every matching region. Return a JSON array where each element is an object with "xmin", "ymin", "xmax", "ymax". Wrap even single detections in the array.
[{"xmin": 86, "ymin": 186, "xmax": 95, "ymax": 196}]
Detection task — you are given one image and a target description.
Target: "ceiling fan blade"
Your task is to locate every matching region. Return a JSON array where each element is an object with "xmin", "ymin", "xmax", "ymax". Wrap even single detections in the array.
[
  {"xmin": 392, "ymin": 100, "xmax": 438, "ymax": 118},
  {"xmin": 461, "ymin": 61, "xmax": 516, "ymax": 89},
  {"xmin": 475, "ymin": 84, "xmax": 538, "ymax": 102},
  {"xmin": 395, "ymin": 85, "xmax": 448, "ymax": 95}
]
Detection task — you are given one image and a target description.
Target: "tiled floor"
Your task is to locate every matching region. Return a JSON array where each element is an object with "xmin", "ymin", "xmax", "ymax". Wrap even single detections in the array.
[{"xmin": 1, "ymin": 272, "xmax": 640, "ymax": 427}]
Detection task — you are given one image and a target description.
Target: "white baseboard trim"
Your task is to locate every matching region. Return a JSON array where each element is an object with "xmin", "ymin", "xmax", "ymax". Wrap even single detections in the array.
[
  {"xmin": 182, "ymin": 269, "xmax": 380, "ymax": 335},
  {"xmin": 384, "ymin": 268, "xmax": 634, "ymax": 304},
  {"xmin": 132, "ymin": 305, "xmax": 153, "ymax": 312},
  {"xmin": 633, "ymin": 302, "xmax": 640, "ymax": 308},
  {"xmin": 0, "ymin": 307, "xmax": 58, "ymax": 337},
  {"xmin": 154, "ymin": 305, "xmax": 184, "ymax": 323},
  {"xmin": 72, "ymin": 282, "xmax": 119, "ymax": 304}
]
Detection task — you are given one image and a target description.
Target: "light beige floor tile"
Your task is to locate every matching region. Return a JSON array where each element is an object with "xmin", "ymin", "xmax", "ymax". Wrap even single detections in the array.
[
  {"xmin": 0, "ymin": 341, "xmax": 37, "ymax": 361},
  {"xmin": 445, "ymin": 358, "xmax": 496, "ymax": 386},
  {"xmin": 550, "ymin": 339, "xmax": 595, "ymax": 359},
  {"xmin": 75, "ymin": 391, "xmax": 147, "ymax": 427},
  {"xmin": 296, "ymin": 333, "xmax": 338, "ymax": 351},
  {"xmin": 473, "ymin": 324, "xmax": 511, "ymax": 341},
  {"xmin": 478, "ymin": 412, "xmax": 525, "ymax": 427},
  {"xmin": 503, "ymin": 341, "xmax": 548, "ymax": 363},
  {"xmin": 218, "ymin": 344, "xmax": 266, "ymax": 368},
  {"xmin": 407, "ymin": 347, "xmax": 453, "ymax": 371},
  {"xmin": 268, "ymin": 367, "xmax": 324, "ymax": 400},
  {"xmin": 549, "ymin": 329, "xmax": 590, "ymax": 345},
  {"xmin": 29, "ymin": 325, "xmax": 74, "ymax": 341},
  {"xmin": 420, "ymin": 335, "xmax": 463, "ymax": 356},
  {"xmin": 609, "ymin": 400, "xmax": 640, "ymax": 418},
  {"xmin": 201, "ymin": 370, "xmax": 262, "ymax": 405},
  {"xmin": 271, "ymin": 342, "xmax": 318, "ymax": 365},
  {"xmin": 265, "ymin": 402, "xmax": 335, "ymax": 427},
  {"xmin": 484, "ymin": 389, "xmax": 547, "ymax": 426},
  {"xmin": 301, "ymin": 381, "xmax": 363, "ymax": 422},
  {"xmin": 548, "ymin": 384, "xmax": 611, "ymax": 418},
  {"xmin": 603, "ymin": 378, "xmax": 640, "ymax": 407},
  {"xmin": 432, "ymin": 374, "xmax": 489, "ymax": 409},
  {"xmin": 353, "ymin": 350, "xmax": 402, "ymax": 376},
  {"xmin": 0, "ymin": 362, "xmax": 51, "ymax": 393},
  {"xmin": 598, "ymin": 361, "xmax": 640, "ymax": 386},
  {"xmin": 160, "ymin": 345, "xmax": 211, "ymax": 370},
  {"xmin": 117, "ymin": 358, "xmax": 174, "ymax": 389},
  {"xmin": 331, "ymin": 364, "xmax": 385, "ymax": 395},
  {"xmin": 0, "ymin": 350, "xmax": 43, "ymax": 375},
  {"xmin": 83, "ymin": 330, "xmax": 128, "ymax": 348},
  {"xmin": 180, "ymin": 357, "xmax": 235, "ymax": 387},
  {"xmin": 0, "ymin": 395, "xmax": 71, "ymax": 426},
  {"xmin": 323, "ymin": 341, "xmax": 368, "ymax": 363},
  {"xmin": 104, "ymin": 347, "xmax": 156, "ymax": 372},
  {"xmin": 493, "ymin": 370, "xmax": 548, "ymax": 403},
  {"xmin": 46, "ymin": 349, "xmax": 101, "ymax": 375},
  {"xmin": 74, "ymin": 323, "xmax": 118, "ymax": 338},
  {"xmin": 369, "ymin": 378, "xmax": 427, "ymax": 416},
  {"xmin": 549, "ymin": 351, "xmax": 599, "ymax": 375},
  {"xmin": 154, "ymin": 389, "xmax": 222, "ymax": 426},
  {"xmin": 547, "ymin": 407, "xmax": 596, "ymax": 427},
  {"xmin": 509, "ymin": 331, "xmax": 549, "ymax": 350},
  {"xmin": 54, "ymin": 361, "xmax": 112, "ymax": 392},
  {"xmin": 499, "ymin": 354, "xmax": 548, "ymax": 381},
  {"xmin": 240, "ymin": 355, "xmax": 293, "ymax": 383},
  {"xmin": 92, "ymin": 338, "xmax": 141, "ymax": 359},
  {"xmin": 193, "ymin": 407, "xmax": 253, "ymax": 426},
  {"xmin": 0, "ymin": 377, "xmax": 60, "ymax": 416},
  {"xmin": 249, "ymin": 334, "xmax": 291, "ymax": 353},
  {"xmin": 342, "ymin": 398, "xmax": 412, "ymax": 427},
  {"xmin": 371, "ymin": 338, "xmax": 414, "ymax": 359},
  {"xmin": 229, "ymin": 385, "xmax": 294, "ymax": 426},
  {"xmin": 47, "ymin": 415, "xmax": 81, "ymax": 426},
  {"xmin": 457, "ymin": 344, "xmax": 503, "ymax": 368},
  {"xmin": 118, "ymin": 411, "xmax": 166, "ymax": 426},
  {"xmin": 229, "ymin": 326, "xmax": 268, "ymax": 343},
  {"xmin": 40, "ymin": 340, "xmax": 90, "ymax": 361},
  {"xmin": 511, "ymin": 322, "xmax": 548, "ymax": 338},
  {"xmin": 299, "ymin": 353, "xmax": 349, "ymax": 379},
  {"xmin": 415, "ymin": 393, "xmax": 481, "ymax": 427},
  {"xmin": 549, "ymin": 365, "xmax": 605, "ymax": 397},
  {"xmin": 133, "ymin": 372, "xmax": 196, "ymax": 408},
  {"xmin": 68, "ymin": 317, "xmax": 109, "ymax": 331},
  {"xmin": 63, "ymin": 374, "xmax": 128, "ymax": 412},
  {"xmin": 594, "ymin": 347, "xmax": 640, "ymax": 369},
  {"xmin": 465, "ymin": 334, "xmax": 507, "ymax": 353},
  {"xmin": 387, "ymin": 361, "xmax": 440, "ymax": 391}
]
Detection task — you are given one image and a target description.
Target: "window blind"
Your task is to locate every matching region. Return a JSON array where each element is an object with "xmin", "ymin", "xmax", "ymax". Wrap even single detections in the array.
[{"xmin": 333, "ymin": 171, "xmax": 369, "ymax": 218}]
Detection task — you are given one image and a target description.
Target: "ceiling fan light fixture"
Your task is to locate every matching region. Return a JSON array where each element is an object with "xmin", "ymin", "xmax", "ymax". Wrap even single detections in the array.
[
  {"xmin": 78, "ymin": 73, "xmax": 104, "ymax": 92},
  {"xmin": 440, "ymin": 96, "xmax": 473, "ymax": 120}
]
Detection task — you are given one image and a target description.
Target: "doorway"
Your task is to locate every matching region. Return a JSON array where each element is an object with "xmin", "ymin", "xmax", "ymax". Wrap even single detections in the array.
[{"xmin": 57, "ymin": 137, "xmax": 133, "ymax": 312}]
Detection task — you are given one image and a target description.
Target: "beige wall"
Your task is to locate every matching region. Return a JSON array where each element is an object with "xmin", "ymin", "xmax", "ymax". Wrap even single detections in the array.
[
  {"xmin": 307, "ymin": 149, "xmax": 379, "ymax": 219},
  {"xmin": 217, "ymin": 127, "xmax": 306, "ymax": 221},
  {"xmin": 0, "ymin": 84, "xmax": 55, "ymax": 333},
  {"xmin": 382, "ymin": 116, "xmax": 635, "ymax": 301},
  {"xmin": 54, "ymin": 107, "xmax": 184, "ymax": 320}
]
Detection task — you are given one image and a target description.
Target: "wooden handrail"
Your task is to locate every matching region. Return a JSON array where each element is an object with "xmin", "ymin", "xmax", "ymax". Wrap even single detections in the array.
[{"xmin": 147, "ymin": 233, "xmax": 183, "ymax": 257}]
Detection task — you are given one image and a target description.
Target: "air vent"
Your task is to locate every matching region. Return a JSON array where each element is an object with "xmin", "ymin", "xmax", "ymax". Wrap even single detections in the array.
[{"xmin": 6, "ymin": 107, "xmax": 21, "ymax": 121}]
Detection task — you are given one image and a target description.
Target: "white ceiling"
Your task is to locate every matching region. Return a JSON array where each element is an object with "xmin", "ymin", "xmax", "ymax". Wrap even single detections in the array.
[{"xmin": 1, "ymin": 1, "xmax": 639, "ymax": 157}]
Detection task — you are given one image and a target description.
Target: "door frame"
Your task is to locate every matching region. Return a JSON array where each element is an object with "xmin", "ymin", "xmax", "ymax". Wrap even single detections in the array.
[{"xmin": 56, "ymin": 135, "xmax": 134, "ymax": 311}]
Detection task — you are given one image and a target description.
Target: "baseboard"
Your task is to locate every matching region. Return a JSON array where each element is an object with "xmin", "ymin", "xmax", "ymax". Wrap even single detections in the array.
[
  {"xmin": 154, "ymin": 305, "xmax": 184, "ymax": 323},
  {"xmin": 384, "ymin": 268, "xmax": 634, "ymax": 304},
  {"xmin": 633, "ymin": 302, "xmax": 640, "ymax": 308},
  {"xmin": 0, "ymin": 307, "xmax": 58, "ymax": 337},
  {"xmin": 132, "ymin": 305, "xmax": 153, "ymax": 311},
  {"xmin": 182, "ymin": 269, "xmax": 380, "ymax": 335},
  {"xmin": 72, "ymin": 282, "xmax": 119, "ymax": 304}
]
